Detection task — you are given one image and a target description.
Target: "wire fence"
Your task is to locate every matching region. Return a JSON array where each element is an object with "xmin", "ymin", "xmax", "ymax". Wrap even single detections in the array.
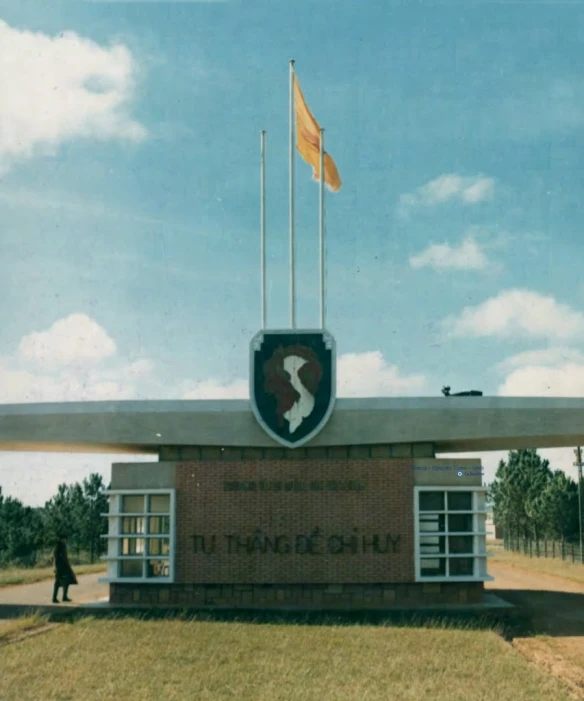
[{"xmin": 503, "ymin": 535, "xmax": 584, "ymax": 564}]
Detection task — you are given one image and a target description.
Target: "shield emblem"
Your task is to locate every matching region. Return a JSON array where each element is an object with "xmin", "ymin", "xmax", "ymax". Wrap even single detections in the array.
[{"xmin": 250, "ymin": 329, "xmax": 336, "ymax": 448}]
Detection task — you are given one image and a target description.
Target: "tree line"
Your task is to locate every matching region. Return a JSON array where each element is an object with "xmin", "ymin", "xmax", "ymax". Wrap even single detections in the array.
[
  {"xmin": 490, "ymin": 449, "xmax": 582, "ymax": 545},
  {"xmin": 0, "ymin": 473, "xmax": 108, "ymax": 568}
]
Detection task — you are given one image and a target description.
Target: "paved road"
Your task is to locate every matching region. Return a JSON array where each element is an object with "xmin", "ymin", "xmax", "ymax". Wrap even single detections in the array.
[{"xmin": 0, "ymin": 574, "xmax": 108, "ymax": 608}]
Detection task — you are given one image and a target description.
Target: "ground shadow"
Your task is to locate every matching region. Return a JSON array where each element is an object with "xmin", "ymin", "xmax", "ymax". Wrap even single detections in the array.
[
  {"xmin": 0, "ymin": 601, "xmax": 530, "ymax": 640},
  {"xmin": 492, "ymin": 588, "xmax": 584, "ymax": 638}
]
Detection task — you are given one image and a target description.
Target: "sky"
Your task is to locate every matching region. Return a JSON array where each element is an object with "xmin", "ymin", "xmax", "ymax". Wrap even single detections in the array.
[{"xmin": 0, "ymin": 0, "xmax": 583, "ymax": 506}]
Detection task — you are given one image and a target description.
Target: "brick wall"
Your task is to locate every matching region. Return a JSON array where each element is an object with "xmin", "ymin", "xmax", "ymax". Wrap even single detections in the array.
[
  {"xmin": 110, "ymin": 581, "xmax": 485, "ymax": 608},
  {"xmin": 174, "ymin": 458, "xmax": 415, "ymax": 584}
]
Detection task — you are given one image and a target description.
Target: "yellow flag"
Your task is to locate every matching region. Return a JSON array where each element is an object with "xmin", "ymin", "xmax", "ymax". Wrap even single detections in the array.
[{"xmin": 293, "ymin": 75, "xmax": 341, "ymax": 192}]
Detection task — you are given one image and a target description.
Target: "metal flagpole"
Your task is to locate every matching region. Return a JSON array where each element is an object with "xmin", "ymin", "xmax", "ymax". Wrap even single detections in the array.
[
  {"xmin": 289, "ymin": 59, "xmax": 296, "ymax": 329},
  {"xmin": 319, "ymin": 128, "xmax": 325, "ymax": 329},
  {"xmin": 576, "ymin": 447, "xmax": 584, "ymax": 564},
  {"xmin": 260, "ymin": 130, "xmax": 266, "ymax": 330}
]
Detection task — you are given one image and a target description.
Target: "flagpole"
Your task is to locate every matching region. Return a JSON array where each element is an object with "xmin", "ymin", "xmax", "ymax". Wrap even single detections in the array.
[
  {"xmin": 260, "ymin": 130, "xmax": 266, "ymax": 330},
  {"xmin": 289, "ymin": 59, "xmax": 296, "ymax": 329},
  {"xmin": 319, "ymin": 128, "xmax": 325, "ymax": 329}
]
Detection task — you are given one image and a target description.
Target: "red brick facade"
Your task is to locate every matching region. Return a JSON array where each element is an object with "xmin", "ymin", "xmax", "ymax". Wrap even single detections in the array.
[{"xmin": 174, "ymin": 458, "xmax": 415, "ymax": 584}]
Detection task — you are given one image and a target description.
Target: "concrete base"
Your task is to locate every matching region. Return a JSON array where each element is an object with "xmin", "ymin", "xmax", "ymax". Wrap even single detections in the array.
[{"xmin": 90, "ymin": 592, "xmax": 513, "ymax": 613}]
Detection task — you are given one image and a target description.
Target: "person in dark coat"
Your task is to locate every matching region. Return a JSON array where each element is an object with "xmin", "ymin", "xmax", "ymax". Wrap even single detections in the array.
[{"xmin": 51, "ymin": 537, "xmax": 78, "ymax": 604}]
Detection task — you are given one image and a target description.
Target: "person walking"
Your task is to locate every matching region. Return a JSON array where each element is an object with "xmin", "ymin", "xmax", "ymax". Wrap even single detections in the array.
[{"xmin": 51, "ymin": 537, "xmax": 78, "ymax": 604}]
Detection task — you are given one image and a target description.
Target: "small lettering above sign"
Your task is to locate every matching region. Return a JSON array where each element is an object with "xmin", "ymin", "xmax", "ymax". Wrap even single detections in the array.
[{"xmin": 223, "ymin": 479, "xmax": 366, "ymax": 493}]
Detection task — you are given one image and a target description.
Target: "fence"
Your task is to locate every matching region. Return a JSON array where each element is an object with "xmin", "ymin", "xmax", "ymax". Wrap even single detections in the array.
[{"xmin": 503, "ymin": 535, "xmax": 584, "ymax": 564}]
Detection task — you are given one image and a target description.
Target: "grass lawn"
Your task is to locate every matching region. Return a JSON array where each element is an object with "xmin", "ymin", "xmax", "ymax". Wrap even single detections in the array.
[
  {"xmin": 0, "ymin": 563, "xmax": 106, "ymax": 588},
  {"xmin": 490, "ymin": 542, "xmax": 584, "ymax": 586},
  {"xmin": 0, "ymin": 616, "xmax": 573, "ymax": 701},
  {"xmin": 0, "ymin": 613, "xmax": 50, "ymax": 643}
]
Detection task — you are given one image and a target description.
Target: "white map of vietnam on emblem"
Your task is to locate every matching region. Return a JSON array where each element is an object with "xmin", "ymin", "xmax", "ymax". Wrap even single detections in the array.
[{"xmin": 263, "ymin": 345, "xmax": 323, "ymax": 435}]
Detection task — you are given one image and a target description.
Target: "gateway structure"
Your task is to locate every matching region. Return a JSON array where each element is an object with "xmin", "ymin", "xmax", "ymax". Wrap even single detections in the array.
[
  {"xmin": 105, "ymin": 443, "xmax": 486, "ymax": 608},
  {"xmin": 3, "ymin": 350, "xmax": 584, "ymax": 608}
]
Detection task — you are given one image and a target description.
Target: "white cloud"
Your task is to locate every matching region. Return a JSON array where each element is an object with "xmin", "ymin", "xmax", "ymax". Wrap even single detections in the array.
[
  {"xmin": 337, "ymin": 351, "xmax": 426, "ymax": 397},
  {"xmin": 0, "ymin": 20, "xmax": 146, "ymax": 173},
  {"xmin": 496, "ymin": 347, "xmax": 584, "ymax": 372},
  {"xmin": 181, "ymin": 379, "xmax": 249, "ymax": 400},
  {"xmin": 496, "ymin": 344, "xmax": 584, "ymax": 397},
  {"xmin": 18, "ymin": 313, "xmax": 117, "ymax": 367},
  {"xmin": 399, "ymin": 174, "xmax": 495, "ymax": 216},
  {"xmin": 463, "ymin": 179, "xmax": 495, "ymax": 203},
  {"xmin": 443, "ymin": 289, "xmax": 584, "ymax": 341},
  {"xmin": 0, "ymin": 358, "xmax": 139, "ymax": 403},
  {"xmin": 124, "ymin": 358, "xmax": 155, "ymax": 378},
  {"xmin": 498, "ymin": 363, "xmax": 584, "ymax": 397},
  {"xmin": 409, "ymin": 236, "xmax": 489, "ymax": 271},
  {"xmin": 0, "ymin": 314, "xmax": 158, "ymax": 403}
]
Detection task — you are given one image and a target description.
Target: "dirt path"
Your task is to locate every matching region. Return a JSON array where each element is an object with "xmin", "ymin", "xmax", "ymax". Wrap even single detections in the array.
[
  {"xmin": 0, "ymin": 573, "xmax": 107, "ymax": 608},
  {"xmin": 487, "ymin": 560, "xmax": 584, "ymax": 697},
  {"xmin": 487, "ymin": 561, "xmax": 584, "ymax": 594}
]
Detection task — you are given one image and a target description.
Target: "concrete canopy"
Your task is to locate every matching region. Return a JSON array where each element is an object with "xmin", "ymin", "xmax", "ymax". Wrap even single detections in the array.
[{"xmin": 0, "ymin": 397, "xmax": 584, "ymax": 454}]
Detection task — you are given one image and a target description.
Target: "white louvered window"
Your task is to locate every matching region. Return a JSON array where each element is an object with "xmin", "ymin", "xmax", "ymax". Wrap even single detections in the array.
[
  {"xmin": 414, "ymin": 487, "xmax": 491, "ymax": 582},
  {"xmin": 99, "ymin": 490, "xmax": 175, "ymax": 583}
]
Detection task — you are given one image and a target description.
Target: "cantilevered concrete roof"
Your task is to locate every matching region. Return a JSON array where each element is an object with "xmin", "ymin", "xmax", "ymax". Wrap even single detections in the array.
[{"xmin": 1, "ymin": 397, "xmax": 584, "ymax": 454}]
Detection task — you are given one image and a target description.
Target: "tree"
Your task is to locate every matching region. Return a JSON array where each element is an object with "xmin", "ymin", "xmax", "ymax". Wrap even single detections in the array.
[
  {"xmin": 43, "ymin": 484, "xmax": 77, "ymax": 547},
  {"xmin": 81, "ymin": 474, "xmax": 108, "ymax": 563},
  {"xmin": 68, "ymin": 483, "xmax": 87, "ymax": 557},
  {"xmin": 490, "ymin": 449, "xmax": 552, "ymax": 543},
  {"xmin": 0, "ymin": 489, "xmax": 44, "ymax": 566},
  {"xmin": 539, "ymin": 471, "xmax": 579, "ymax": 543}
]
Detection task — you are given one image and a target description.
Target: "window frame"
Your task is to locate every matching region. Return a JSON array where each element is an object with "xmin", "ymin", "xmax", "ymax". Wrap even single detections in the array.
[
  {"xmin": 414, "ymin": 486, "xmax": 492, "ymax": 583},
  {"xmin": 98, "ymin": 489, "xmax": 176, "ymax": 584}
]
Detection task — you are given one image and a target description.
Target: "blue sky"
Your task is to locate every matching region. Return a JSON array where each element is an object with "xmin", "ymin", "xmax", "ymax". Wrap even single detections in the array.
[{"xmin": 0, "ymin": 0, "xmax": 583, "ymax": 504}]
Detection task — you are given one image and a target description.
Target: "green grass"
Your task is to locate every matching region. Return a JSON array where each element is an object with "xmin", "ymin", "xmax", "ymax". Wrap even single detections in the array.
[
  {"xmin": 0, "ymin": 563, "xmax": 106, "ymax": 588},
  {"xmin": 0, "ymin": 616, "xmax": 573, "ymax": 701},
  {"xmin": 0, "ymin": 613, "xmax": 51, "ymax": 643}
]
